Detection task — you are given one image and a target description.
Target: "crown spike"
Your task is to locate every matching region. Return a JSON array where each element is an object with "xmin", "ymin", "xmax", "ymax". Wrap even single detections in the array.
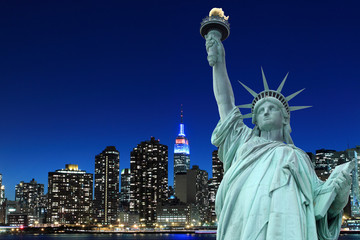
[
  {"xmin": 236, "ymin": 104, "xmax": 252, "ymax": 108},
  {"xmin": 261, "ymin": 67, "xmax": 269, "ymax": 91},
  {"xmin": 289, "ymin": 106, "xmax": 312, "ymax": 111},
  {"xmin": 277, "ymin": 72, "xmax": 289, "ymax": 93},
  {"xmin": 241, "ymin": 113, "xmax": 253, "ymax": 119},
  {"xmin": 286, "ymin": 88, "xmax": 305, "ymax": 101},
  {"xmin": 238, "ymin": 81, "xmax": 258, "ymax": 97}
]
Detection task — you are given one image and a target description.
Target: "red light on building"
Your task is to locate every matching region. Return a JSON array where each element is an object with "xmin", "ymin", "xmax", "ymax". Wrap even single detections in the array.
[{"xmin": 176, "ymin": 139, "xmax": 186, "ymax": 144}]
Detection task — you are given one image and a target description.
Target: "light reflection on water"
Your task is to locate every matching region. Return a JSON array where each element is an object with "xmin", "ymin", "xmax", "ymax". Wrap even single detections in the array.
[
  {"xmin": 0, "ymin": 233, "xmax": 359, "ymax": 239},
  {"xmin": 0, "ymin": 233, "xmax": 216, "ymax": 240},
  {"xmin": 339, "ymin": 234, "xmax": 360, "ymax": 240}
]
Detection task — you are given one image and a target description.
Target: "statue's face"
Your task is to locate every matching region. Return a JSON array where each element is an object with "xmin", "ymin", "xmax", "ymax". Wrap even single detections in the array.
[{"xmin": 256, "ymin": 101, "xmax": 284, "ymax": 132}]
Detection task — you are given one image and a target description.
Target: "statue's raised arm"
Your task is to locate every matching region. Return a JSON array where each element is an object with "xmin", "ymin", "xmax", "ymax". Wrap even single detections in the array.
[
  {"xmin": 205, "ymin": 31, "xmax": 235, "ymax": 121},
  {"xmin": 201, "ymin": 8, "xmax": 234, "ymax": 121}
]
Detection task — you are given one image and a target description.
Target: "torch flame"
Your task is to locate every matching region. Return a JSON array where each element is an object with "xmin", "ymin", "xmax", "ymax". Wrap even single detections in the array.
[{"xmin": 209, "ymin": 8, "xmax": 229, "ymax": 20}]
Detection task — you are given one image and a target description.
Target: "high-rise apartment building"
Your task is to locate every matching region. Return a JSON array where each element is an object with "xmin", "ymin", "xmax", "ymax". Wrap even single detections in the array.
[
  {"xmin": 94, "ymin": 146, "xmax": 120, "ymax": 225},
  {"xmin": 15, "ymin": 179, "xmax": 45, "ymax": 225},
  {"xmin": 0, "ymin": 174, "xmax": 5, "ymax": 224},
  {"xmin": 208, "ymin": 179, "xmax": 215, "ymax": 222},
  {"xmin": 0, "ymin": 174, "xmax": 4, "ymax": 205},
  {"xmin": 174, "ymin": 106, "xmax": 190, "ymax": 189},
  {"xmin": 314, "ymin": 149, "xmax": 348, "ymax": 181},
  {"xmin": 130, "ymin": 137, "xmax": 168, "ymax": 226},
  {"xmin": 120, "ymin": 168, "xmax": 131, "ymax": 211},
  {"xmin": 47, "ymin": 164, "xmax": 93, "ymax": 225},
  {"xmin": 348, "ymin": 150, "xmax": 360, "ymax": 217},
  {"xmin": 175, "ymin": 165, "xmax": 209, "ymax": 225},
  {"xmin": 209, "ymin": 150, "xmax": 223, "ymax": 222},
  {"xmin": 212, "ymin": 150, "xmax": 223, "ymax": 192}
]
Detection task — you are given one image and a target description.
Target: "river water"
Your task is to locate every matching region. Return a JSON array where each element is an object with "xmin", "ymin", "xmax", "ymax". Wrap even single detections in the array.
[
  {"xmin": 0, "ymin": 233, "xmax": 359, "ymax": 239},
  {"xmin": 0, "ymin": 234, "xmax": 214, "ymax": 240}
]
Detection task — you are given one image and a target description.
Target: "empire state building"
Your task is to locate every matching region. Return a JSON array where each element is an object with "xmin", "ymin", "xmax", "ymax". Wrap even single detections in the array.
[{"xmin": 173, "ymin": 105, "xmax": 190, "ymax": 189}]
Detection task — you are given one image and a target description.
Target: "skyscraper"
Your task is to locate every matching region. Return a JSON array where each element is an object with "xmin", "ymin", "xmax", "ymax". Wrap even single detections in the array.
[
  {"xmin": 174, "ymin": 106, "xmax": 190, "ymax": 189},
  {"xmin": 314, "ymin": 149, "xmax": 347, "ymax": 181},
  {"xmin": 0, "ymin": 174, "xmax": 4, "ymax": 205},
  {"xmin": 94, "ymin": 146, "xmax": 120, "ymax": 225},
  {"xmin": 15, "ymin": 179, "xmax": 45, "ymax": 225},
  {"xmin": 120, "ymin": 168, "xmax": 131, "ymax": 212},
  {"xmin": 175, "ymin": 165, "xmax": 209, "ymax": 225},
  {"xmin": 47, "ymin": 164, "xmax": 93, "ymax": 224},
  {"xmin": 0, "ymin": 174, "xmax": 5, "ymax": 225},
  {"xmin": 349, "ymin": 150, "xmax": 360, "ymax": 217},
  {"xmin": 211, "ymin": 150, "xmax": 223, "ymax": 191},
  {"xmin": 130, "ymin": 137, "xmax": 168, "ymax": 226},
  {"xmin": 209, "ymin": 150, "xmax": 223, "ymax": 222}
]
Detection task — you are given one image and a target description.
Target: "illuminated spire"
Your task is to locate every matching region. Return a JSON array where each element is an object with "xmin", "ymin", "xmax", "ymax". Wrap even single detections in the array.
[
  {"xmin": 179, "ymin": 104, "xmax": 185, "ymax": 136},
  {"xmin": 181, "ymin": 104, "xmax": 184, "ymax": 124},
  {"xmin": 174, "ymin": 105, "xmax": 190, "ymax": 189}
]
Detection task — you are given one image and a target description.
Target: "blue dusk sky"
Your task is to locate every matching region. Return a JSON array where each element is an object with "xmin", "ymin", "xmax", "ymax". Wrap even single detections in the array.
[{"xmin": 0, "ymin": 1, "xmax": 359, "ymax": 200}]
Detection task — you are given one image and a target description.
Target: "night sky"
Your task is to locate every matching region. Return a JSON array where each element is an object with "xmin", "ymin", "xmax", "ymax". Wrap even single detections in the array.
[{"xmin": 0, "ymin": 1, "xmax": 359, "ymax": 200}]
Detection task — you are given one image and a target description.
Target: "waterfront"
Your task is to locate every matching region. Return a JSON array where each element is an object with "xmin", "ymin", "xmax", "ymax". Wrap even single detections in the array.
[
  {"xmin": 0, "ymin": 234, "xmax": 214, "ymax": 239},
  {"xmin": 0, "ymin": 234, "xmax": 359, "ymax": 239},
  {"xmin": 340, "ymin": 235, "xmax": 360, "ymax": 240}
]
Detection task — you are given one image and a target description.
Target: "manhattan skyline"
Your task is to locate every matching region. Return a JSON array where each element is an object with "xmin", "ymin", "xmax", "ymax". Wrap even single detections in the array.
[{"xmin": 1, "ymin": 1, "xmax": 360, "ymax": 200}]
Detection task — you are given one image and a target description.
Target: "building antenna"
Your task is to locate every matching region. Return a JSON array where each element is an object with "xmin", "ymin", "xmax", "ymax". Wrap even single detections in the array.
[{"xmin": 180, "ymin": 104, "xmax": 183, "ymax": 124}]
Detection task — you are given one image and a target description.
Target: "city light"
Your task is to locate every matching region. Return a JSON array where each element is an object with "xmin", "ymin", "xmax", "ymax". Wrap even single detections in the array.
[{"xmin": 0, "ymin": 103, "xmax": 357, "ymax": 234}]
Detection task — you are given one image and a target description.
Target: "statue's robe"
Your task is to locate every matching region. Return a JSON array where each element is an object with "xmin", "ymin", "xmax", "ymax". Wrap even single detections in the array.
[{"xmin": 212, "ymin": 108, "xmax": 342, "ymax": 240}]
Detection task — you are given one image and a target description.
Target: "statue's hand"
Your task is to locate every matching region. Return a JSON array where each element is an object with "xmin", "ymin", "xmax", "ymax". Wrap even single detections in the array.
[
  {"xmin": 205, "ymin": 32, "xmax": 225, "ymax": 67},
  {"xmin": 328, "ymin": 170, "xmax": 352, "ymax": 218}
]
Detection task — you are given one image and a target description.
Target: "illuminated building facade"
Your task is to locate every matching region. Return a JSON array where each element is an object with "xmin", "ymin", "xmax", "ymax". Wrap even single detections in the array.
[
  {"xmin": 212, "ymin": 150, "xmax": 223, "ymax": 192},
  {"xmin": 174, "ymin": 106, "xmax": 190, "ymax": 189},
  {"xmin": 94, "ymin": 146, "xmax": 120, "ymax": 225},
  {"xmin": 130, "ymin": 137, "xmax": 168, "ymax": 226},
  {"xmin": 118, "ymin": 211, "xmax": 139, "ymax": 226},
  {"xmin": 8, "ymin": 214, "xmax": 28, "ymax": 227},
  {"xmin": 346, "ymin": 146, "xmax": 360, "ymax": 218},
  {"xmin": 156, "ymin": 196, "xmax": 190, "ymax": 227},
  {"xmin": 120, "ymin": 168, "xmax": 131, "ymax": 211},
  {"xmin": 314, "ymin": 149, "xmax": 338, "ymax": 181},
  {"xmin": 209, "ymin": 150, "xmax": 223, "ymax": 222},
  {"xmin": 175, "ymin": 165, "xmax": 209, "ymax": 225},
  {"xmin": 0, "ymin": 174, "xmax": 4, "ymax": 205},
  {"xmin": 47, "ymin": 164, "xmax": 93, "ymax": 224},
  {"xmin": 15, "ymin": 178, "xmax": 45, "ymax": 225},
  {"xmin": 0, "ymin": 174, "xmax": 5, "ymax": 224},
  {"xmin": 208, "ymin": 179, "xmax": 215, "ymax": 222},
  {"xmin": 349, "ymin": 150, "xmax": 360, "ymax": 217},
  {"xmin": 4, "ymin": 200, "xmax": 21, "ymax": 225}
]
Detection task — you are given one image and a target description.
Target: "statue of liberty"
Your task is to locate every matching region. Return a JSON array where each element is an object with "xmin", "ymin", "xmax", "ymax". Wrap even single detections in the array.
[{"xmin": 202, "ymin": 8, "xmax": 354, "ymax": 240}]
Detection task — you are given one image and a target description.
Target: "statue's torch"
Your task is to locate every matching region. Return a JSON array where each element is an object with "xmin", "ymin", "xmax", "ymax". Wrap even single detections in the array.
[{"xmin": 200, "ymin": 8, "xmax": 230, "ymax": 66}]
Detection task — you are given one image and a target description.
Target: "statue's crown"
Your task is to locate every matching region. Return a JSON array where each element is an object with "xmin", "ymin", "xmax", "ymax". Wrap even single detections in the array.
[{"xmin": 237, "ymin": 68, "xmax": 311, "ymax": 121}]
